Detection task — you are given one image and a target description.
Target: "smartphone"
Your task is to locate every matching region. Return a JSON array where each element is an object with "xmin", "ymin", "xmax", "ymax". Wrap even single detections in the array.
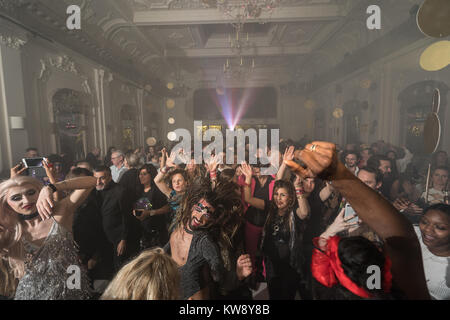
[
  {"xmin": 344, "ymin": 203, "xmax": 359, "ymax": 223},
  {"xmin": 22, "ymin": 157, "xmax": 47, "ymax": 178},
  {"xmin": 22, "ymin": 157, "xmax": 46, "ymax": 168}
]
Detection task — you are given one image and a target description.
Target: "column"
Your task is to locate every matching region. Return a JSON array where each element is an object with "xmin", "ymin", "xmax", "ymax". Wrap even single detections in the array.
[
  {"xmin": 0, "ymin": 26, "xmax": 28, "ymax": 174},
  {"xmin": 137, "ymin": 88, "xmax": 145, "ymax": 147}
]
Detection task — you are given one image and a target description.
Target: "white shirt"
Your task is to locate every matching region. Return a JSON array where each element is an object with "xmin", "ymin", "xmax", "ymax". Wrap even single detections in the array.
[
  {"xmin": 345, "ymin": 164, "xmax": 359, "ymax": 176},
  {"xmin": 421, "ymin": 188, "xmax": 445, "ymax": 205},
  {"xmin": 414, "ymin": 226, "xmax": 450, "ymax": 300},
  {"xmin": 110, "ymin": 165, "xmax": 128, "ymax": 183}
]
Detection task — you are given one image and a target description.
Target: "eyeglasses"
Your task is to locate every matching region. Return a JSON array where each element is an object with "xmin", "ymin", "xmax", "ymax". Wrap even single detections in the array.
[{"xmin": 194, "ymin": 202, "xmax": 214, "ymax": 219}]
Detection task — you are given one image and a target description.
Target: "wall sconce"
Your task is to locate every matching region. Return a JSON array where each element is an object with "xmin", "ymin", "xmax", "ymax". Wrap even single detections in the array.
[{"xmin": 10, "ymin": 116, "xmax": 25, "ymax": 129}]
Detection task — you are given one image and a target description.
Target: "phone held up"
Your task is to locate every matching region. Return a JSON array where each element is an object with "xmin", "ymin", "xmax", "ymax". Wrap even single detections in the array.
[
  {"xmin": 344, "ymin": 203, "xmax": 359, "ymax": 224},
  {"xmin": 21, "ymin": 157, "xmax": 48, "ymax": 178}
]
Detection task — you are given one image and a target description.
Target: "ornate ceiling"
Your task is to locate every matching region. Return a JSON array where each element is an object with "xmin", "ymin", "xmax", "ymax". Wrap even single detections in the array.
[{"xmin": 0, "ymin": 0, "xmax": 424, "ymax": 93}]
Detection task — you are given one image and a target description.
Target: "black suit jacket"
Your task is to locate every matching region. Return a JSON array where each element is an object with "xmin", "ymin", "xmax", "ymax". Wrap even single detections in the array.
[{"xmin": 96, "ymin": 182, "xmax": 136, "ymax": 245}]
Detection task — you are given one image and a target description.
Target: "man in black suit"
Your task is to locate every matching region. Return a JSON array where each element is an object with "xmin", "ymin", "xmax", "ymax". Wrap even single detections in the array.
[{"xmin": 93, "ymin": 165, "xmax": 141, "ymax": 271}]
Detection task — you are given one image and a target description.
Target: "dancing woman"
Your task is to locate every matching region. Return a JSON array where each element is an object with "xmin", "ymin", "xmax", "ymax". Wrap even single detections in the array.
[{"xmin": 0, "ymin": 175, "xmax": 96, "ymax": 299}]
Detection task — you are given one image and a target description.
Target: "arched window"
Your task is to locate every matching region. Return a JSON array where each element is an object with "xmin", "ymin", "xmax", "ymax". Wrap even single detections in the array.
[{"xmin": 52, "ymin": 89, "xmax": 87, "ymax": 160}]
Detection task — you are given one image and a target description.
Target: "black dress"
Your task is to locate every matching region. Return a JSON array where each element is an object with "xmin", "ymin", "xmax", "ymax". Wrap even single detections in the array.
[
  {"xmin": 135, "ymin": 187, "xmax": 169, "ymax": 248},
  {"xmin": 260, "ymin": 201, "xmax": 306, "ymax": 300}
]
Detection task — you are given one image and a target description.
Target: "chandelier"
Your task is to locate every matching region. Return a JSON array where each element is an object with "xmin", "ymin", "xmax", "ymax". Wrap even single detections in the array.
[
  {"xmin": 228, "ymin": 22, "xmax": 251, "ymax": 53},
  {"xmin": 217, "ymin": 0, "xmax": 281, "ymax": 22},
  {"xmin": 223, "ymin": 56, "xmax": 255, "ymax": 79}
]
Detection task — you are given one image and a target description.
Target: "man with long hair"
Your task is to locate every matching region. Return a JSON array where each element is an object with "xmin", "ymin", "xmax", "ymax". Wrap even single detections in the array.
[{"xmin": 164, "ymin": 179, "xmax": 252, "ymax": 300}]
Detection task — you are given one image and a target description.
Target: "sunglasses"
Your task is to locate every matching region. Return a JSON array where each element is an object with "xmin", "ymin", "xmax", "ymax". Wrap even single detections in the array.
[{"xmin": 194, "ymin": 202, "xmax": 214, "ymax": 219}]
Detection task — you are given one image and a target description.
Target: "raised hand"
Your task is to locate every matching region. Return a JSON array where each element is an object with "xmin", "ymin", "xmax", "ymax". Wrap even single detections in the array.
[
  {"xmin": 240, "ymin": 162, "xmax": 253, "ymax": 180},
  {"xmin": 160, "ymin": 148, "xmax": 167, "ymax": 168},
  {"xmin": 166, "ymin": 149, "xmax": 177, "ymax": 168},
  {"xmin": 283, "ymin": 145, "xmax": 295, "ymax": 162},
  {"xmin": 43, "ymin": 159, "xmax": 57, "ymax": 183},
  {"xmin": 36, "ymin": 185, "xmax": 55, "ymax": 220},
  {"xmin": 286, "ymin": 141, "xmax": 338, "ymax": 180},
  {"xmin": 294, "ymin": 173, "xmax": 303, "ymax": 188},
  {"xmin": 322, "ymin": 207, "xmax": 360, "ymax": 239},
  {"xmin": 10, "ymin": 163, "xmax": 27, "ymax": 178}
]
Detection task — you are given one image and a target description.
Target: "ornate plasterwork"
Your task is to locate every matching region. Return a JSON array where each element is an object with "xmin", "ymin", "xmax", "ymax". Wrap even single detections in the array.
[
  {"xmin": 49, "ymin": 55, "xmax": 80, "ymax": 75},
  {"xmin": 132, "ymin": 0, "xmax": 211, "ymax": 10},
  {"xmin": 0, "ymin": 34, "xmax": 27, "ymax": 50},
  {"xmin": 39, "ymin": 55, "xmax": 88, "ymax": 86}
]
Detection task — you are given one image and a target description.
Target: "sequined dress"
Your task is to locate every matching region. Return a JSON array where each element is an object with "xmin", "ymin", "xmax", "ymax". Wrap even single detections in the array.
[{"xmin": 14, "ymin": 218, "xmax": 93, "ymax": 300}]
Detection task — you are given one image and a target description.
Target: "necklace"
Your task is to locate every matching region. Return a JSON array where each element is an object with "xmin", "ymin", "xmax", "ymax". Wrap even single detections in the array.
[
  {"xmin": 18, "ymin": 212, "xmax": 40, "ymax": 221},
  {"xmin": 272, "ymin": 214, "xmax": 285, "ymax": 236},
  {"xmin": 184, "ymin": 225, "xmax": 194, "ymax": 235}
]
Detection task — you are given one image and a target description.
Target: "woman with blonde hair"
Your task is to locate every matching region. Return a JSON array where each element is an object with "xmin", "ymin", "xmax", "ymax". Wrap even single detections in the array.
[
  {"xmin": 0, "ymin": 174, "xmax": 96, "ymax": 299},
  {"xmin": 101, "ymin": 247, "xmax": 180, "ymax": 300}
]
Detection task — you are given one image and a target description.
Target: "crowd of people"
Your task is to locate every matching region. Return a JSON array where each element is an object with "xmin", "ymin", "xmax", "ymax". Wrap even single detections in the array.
[{"xmin": 0, "ymin": 137, "xmax": 449, "ymax": 300}]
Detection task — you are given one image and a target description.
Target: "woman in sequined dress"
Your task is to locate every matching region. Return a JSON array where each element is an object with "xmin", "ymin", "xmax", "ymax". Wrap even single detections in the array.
[{"xmin": 0, "ymin": 175, "xmax": 96, "ymax": 300}]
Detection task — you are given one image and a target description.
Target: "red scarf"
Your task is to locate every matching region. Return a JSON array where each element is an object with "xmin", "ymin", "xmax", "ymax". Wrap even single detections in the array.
[{"xmin": 311, "ymin": 236, "xmax": 392, "ymax": 298}]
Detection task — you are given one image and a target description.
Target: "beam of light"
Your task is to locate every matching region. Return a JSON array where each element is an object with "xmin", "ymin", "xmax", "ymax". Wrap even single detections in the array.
[
  {"xmin": 208, "ymin": 87, "xmax": 260, "ymax": 130},
  {"xmin": 232, "ymin": 88, "xmax": 255, "ymax": 129}
]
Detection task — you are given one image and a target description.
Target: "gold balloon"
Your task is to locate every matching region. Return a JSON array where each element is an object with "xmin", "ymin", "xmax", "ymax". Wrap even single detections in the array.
[
  {"xmin": 166, "ymin": 98, "xmax": 175, "ymax": 109},
  {"xmin": 420, "ymin": 41, "xmax": 450, "ymax": 71},
  {"xmin": 333, "ymin": 108, "xmax": 344, "ymax": 119},
  {"xmin": 146, "ymin": 137, "xmax": 157, "ymax": 146},
  {"xmin": 304, "ymin": 99, "xmax": 316, "ymax": 110},
  {"xmin": 360, "ymin": 79, "xmax": 372, "ymax": 89}
]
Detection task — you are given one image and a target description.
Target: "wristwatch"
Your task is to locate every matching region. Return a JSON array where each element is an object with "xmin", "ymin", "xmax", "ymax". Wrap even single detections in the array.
[{"xmin": 47, "ymin": 183, "xmax": 58, "ymax": 193}]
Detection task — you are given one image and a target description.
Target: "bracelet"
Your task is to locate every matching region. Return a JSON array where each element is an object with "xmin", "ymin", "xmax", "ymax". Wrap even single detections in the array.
[{"xmin": 47, "ymin": 183, "xmax": 58, "ymax": 193}]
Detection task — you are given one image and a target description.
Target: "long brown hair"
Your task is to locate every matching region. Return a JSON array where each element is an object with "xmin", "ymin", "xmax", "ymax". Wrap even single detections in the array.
[
  {"xmin": 265, "ymin": 180, "xmax": 296, "ymax": 232},
  {"xmin": 172, "ymin": 179, "xmax": 244, "ymax": 270}
]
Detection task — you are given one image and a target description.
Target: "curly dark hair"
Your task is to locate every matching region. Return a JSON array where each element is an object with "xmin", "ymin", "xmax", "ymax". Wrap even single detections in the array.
[
  {"xmin": 172, "ymin": 178, "xmax": 244, "ymax": 270},
  {"xmin": 165, "ymin": 168, "xmax": 189, "ymax": 190}
]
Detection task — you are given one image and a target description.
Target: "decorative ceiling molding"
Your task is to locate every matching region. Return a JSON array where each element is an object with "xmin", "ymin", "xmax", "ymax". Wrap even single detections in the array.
[
  {"xmin": 0, "ymin": 34, "xmax": 27, "ymax": 49},
  {"xmin": 133, "ymin": 5, "xmax": 345, "ymax": 25}
]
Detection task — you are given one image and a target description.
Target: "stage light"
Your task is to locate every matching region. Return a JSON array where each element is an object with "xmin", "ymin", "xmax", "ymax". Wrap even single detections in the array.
[{"xmin": 168, "ymin": 117, "xmax": 175, "ymax": 124}]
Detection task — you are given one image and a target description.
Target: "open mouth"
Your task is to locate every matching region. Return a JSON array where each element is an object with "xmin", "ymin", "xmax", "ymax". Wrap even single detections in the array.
[{"xmin": 192, "ymin": 217, "xmax": 201, "ymax": 227}]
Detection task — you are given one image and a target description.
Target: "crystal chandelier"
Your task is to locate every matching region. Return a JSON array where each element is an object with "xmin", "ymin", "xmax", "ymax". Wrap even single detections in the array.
[
  {"xmin": 228, "ymin": 22, "xmax": 251, "ymax": 53},
  {"xmin": 223, "ymin": 55, "xmax": 255, "ymax": 79},
  {"xmin": 217, "ymin": 0, "xmax": 281, "ymax": 21}
]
